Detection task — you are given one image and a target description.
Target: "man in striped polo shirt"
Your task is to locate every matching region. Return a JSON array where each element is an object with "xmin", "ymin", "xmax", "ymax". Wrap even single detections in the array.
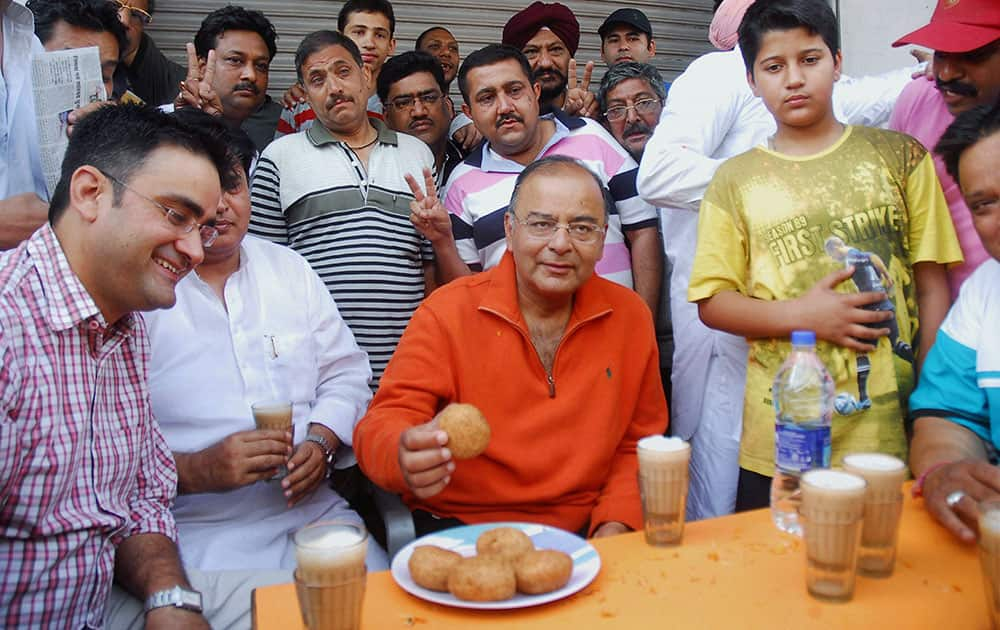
[
  {"xmin": 428, "ymin": 44, "xmax": 661, "ymax": 315},
  {"xmin": 249, "ymin": 30, "xmax": 435, "ymax": 388}
]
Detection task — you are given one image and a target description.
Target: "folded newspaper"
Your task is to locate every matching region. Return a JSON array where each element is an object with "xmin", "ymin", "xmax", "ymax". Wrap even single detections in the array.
[{"xmin": 31, "ymin": 46, "xmax": 107, "ymax": 196}]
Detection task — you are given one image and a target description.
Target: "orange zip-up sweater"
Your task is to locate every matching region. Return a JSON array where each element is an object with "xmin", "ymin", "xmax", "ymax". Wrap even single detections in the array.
[{"xmin": 354, "ymin": 252, "xmax": 669, "ymax": 535}]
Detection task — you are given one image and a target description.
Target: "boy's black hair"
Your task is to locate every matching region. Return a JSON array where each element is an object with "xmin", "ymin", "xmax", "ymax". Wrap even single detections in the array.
[
  {"xmin": 457, "ymin": 45, "xmax": 533, "ymax": 106},
  {"xmin": 194, "ymin": 5, "xmax": 278, "ymax": 61},
  {"xmin": 737, "ymin": 0, "xmax": 840, "ymax": 75},
  {"xmin": 338, "ymin": 0, "xmax": 395, "ymax": 35},
  {"xmin": 28, "ymin": 0, "xmax": 128, "ymax": 58},
  {"xmin": 294, "ymin": 30, "xmax": 364, "ymax": 82},
  {"xmin": 936, "ymin": 102, "xmax": 1000, "ymax": 186},
  {"xmin": 49, "ymin": 105, "xmax": 236, "ymax": 224},
  {"xmin": 377, "ymin": 51, "xmax": 447, "ymax": 103}
]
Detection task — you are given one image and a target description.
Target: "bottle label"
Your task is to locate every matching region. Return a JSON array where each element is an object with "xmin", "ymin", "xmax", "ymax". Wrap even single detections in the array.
[{"xmin": 775, "ymin": 424, "xmax": 831, "ymax": 473}]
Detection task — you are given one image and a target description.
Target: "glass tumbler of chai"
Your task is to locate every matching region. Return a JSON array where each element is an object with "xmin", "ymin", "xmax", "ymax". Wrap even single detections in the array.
[
  {"xmin": 251, "ymin": 400, "xmax": 293, "ymax": 480},
  {"xmin": 800, "ymin": 469, "xmax": 867, "ymax": 602},
  {"xmin": 979, "ymin": 500, "xmax": 1000, "ymax": 630},
  {"xmin": 842, "ymin": 452, "xmax": 907, "ymax": 577},
  {"xmin": 293, "ymin": 520, "xmax": 368, "ymax": 630},
  {"xmin": 637, "ymin": 435, "xmax": 691, "ymax": 546}
]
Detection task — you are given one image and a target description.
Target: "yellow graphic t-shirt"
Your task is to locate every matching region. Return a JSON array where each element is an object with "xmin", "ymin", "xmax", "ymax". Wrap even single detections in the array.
[{"xmin": 688, "ymin": 126, "xmax": 963, "ymax": 477}]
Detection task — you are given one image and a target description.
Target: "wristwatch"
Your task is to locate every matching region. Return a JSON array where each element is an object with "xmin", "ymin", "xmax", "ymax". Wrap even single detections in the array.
[
  {"xmin": 144, "ymin": 585, "xmax": 203, "ymax": 615},
  {"xmin": 305, "ymin": 433, "xmax": 336, "ymax": 470}
]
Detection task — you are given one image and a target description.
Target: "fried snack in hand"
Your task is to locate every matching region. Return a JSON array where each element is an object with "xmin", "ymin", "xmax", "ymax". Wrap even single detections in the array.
[{"xmin": 438, "ymin": 403, "xmax": 490, "ymax": 459}]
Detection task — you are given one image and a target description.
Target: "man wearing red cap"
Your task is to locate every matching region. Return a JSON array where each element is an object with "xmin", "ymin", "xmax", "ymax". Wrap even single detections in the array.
[
  {"xmin": 890, "ymin": 0, "xmax": 1000, "ymax": 299},
  {"xmin": 502, "ymin": 1, "xmax": 596, "ymax": 117}
]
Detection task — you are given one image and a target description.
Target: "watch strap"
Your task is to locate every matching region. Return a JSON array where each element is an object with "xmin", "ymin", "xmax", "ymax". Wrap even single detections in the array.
[
  {"xmin": 305, "ymin": 433, "xmax": 335, "ymax": 466},
  {"xmin": 144, "ymin": 585, "xmax": 203, "ymax": 614}
]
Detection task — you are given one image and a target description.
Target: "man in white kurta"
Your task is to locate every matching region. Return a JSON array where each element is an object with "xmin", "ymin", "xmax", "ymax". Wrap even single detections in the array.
[
  {"xmin": 144, "ymin": 232, "xmax": 385, "ymax": 571},
  {"xmin": 637, "ymin": 44, "xmax": 920, "ymax": 521}
]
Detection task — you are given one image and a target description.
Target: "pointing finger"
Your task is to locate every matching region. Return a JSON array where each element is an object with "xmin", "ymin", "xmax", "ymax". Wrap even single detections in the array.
[
  {"xmin": 567, "ymin": 58, "xmax": 578, "ymax": 89},
  {"xmin": 422, "ymin": 167, "xmax": 437, "ymax": 200},
  {"xmin": 202, "ymin": 49, "xmax": 216, "ymax": 87},
  {"xmin": 403, "ymin": 172, "xmax": 425, "ymax": 204},
  {"xmin": 185, "ymin": 42, "xmax": 200, "ymax": 82},
  {"xmin": 580, "ymin": 60, "xmax": 594, "ymax": 91}
]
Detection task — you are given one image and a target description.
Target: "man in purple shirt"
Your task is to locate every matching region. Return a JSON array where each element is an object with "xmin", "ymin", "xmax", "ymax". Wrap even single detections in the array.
[{"xmin": 890, "ymin": 0, "xmax": 1000, "ymax": 298}]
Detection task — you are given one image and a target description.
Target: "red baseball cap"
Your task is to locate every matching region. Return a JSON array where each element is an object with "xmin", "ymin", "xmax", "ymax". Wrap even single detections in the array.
[{"xmin": 892, "ymin": 0, "xmax": 1000, "ymax": 53}]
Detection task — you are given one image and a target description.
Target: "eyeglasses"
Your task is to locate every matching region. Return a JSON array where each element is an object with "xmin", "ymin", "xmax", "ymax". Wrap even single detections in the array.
[
  {"xmin": 386, "ymin": 90, "xmax": 443, "ymax": 111},
  {"xmin": 603, "ymin": 98, "xmax": 661, "ymax": 122},
  {"xmin": 512, "ymin": 215, "xmax": 605, "ymax": 243},
  {"xmin": 115, "ymin": 1, "xmax": 152, "ymax": 26},
  {"xmin": 101, "ymin": 171, "xmax": 219, "ymax": 248}
]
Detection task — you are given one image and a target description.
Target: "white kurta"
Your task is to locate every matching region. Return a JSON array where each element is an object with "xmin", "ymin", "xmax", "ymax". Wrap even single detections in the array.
[
  {"xmin": 637, "ymin": 47, "xmax": 918, "ymax": 521},
  {"xmin": 144, "ymin": 235, "xmax": 383, "ymax": 571}
]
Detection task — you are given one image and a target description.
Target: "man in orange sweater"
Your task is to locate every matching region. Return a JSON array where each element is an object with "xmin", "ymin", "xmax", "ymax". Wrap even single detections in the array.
[{"xmin": 353, "ymin": 156, "xmax": 668, "ymax": 538}]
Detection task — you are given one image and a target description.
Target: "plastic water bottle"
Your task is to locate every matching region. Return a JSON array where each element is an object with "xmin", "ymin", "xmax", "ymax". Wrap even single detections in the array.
[{"xmin": 770, "ymin": 330, "xmax": 833, "ymax": 535}]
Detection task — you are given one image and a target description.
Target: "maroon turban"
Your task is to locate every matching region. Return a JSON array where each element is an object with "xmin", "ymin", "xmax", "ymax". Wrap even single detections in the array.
[{"xmin": 502, "ymin": 2, "xmax": 580, "ymax": 56}]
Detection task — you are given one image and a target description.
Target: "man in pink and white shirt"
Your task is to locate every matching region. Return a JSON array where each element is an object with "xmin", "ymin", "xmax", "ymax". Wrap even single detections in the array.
[
  {"xmin": 890, "ymin": 0, "xmax": 1000, "ymax": 299},
  {"xmin": 0, "ymin": 105, "xmax": 231, "ymax": 628},
  {"xmin": 424, "ymin": 45, "xmax": 660, "ymax": 315}
]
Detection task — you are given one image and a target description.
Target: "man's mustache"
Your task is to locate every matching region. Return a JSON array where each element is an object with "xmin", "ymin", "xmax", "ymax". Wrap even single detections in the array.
[
  {"xmin": 409, "ymin": 115, "xmax": 433, "ymax": 129},
  {"xmin": 533, "ymin": 68, "xmax": 565, "ymax": 84},
  {"xmin": 496, "ymin": 113, "xmax": 524, "ymax": 128},
  {"xmin": 325, "ymin": 93, "xmax": 353, "ymax": 108},
  {"xmin": 936, "ymin": 78, "xmax": 978, "ymax": 98},
  {"xmin": 622, "ymin": 121, "xmax": 652, "ymax": 139},
  {"xmin": 232, "ymin": 82, "xmax": 260, "ymax": 95}
]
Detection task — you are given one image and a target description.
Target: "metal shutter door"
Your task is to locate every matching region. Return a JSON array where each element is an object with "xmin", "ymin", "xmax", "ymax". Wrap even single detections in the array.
[{"xmin": 148, "ymin": 1, "xmax": 715, "ymax": 100}]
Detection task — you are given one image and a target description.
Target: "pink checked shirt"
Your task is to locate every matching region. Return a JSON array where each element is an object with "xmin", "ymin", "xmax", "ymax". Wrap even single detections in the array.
[{"xmin": 0, "ymin": 225, "xmax": 177, "ymax": 628}]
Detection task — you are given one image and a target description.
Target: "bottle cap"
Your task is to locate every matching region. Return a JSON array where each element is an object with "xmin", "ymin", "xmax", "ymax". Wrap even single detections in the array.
[{"xmin": 790, "ymin": 330, "xmax": 816, "ymax": 346}]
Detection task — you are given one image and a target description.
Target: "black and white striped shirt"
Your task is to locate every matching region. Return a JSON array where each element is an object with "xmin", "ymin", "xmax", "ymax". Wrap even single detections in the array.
[{"xmin": 249, "ymin": 119, "xmax": 435, "ymax": 388}]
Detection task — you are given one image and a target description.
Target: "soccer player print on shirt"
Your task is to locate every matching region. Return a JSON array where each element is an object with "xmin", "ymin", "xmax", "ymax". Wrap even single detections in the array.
[{"xmin": 824, "ymin": 236, "xmax": 915, "ymax": 416}]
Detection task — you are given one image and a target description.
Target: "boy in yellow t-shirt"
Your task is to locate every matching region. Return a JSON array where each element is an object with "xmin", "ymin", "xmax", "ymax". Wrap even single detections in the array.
[{"xmin": 687, "ymin": 0, "xmax": 963, "ymax": 511}]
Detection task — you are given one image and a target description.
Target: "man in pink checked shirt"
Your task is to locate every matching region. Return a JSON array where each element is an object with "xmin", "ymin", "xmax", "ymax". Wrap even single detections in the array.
[{"xmin": 0, "ymin": 105, "xmax": 233, "ymax": 629}]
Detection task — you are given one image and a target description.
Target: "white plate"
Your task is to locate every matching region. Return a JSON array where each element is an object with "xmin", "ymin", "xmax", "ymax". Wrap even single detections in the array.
[{"xmin": 390, "ymin": 521, "xmax": 601, "ymax": 610}]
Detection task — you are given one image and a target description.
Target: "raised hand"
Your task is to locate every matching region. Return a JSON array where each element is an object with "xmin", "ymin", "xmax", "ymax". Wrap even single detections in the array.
[
  {"xmin": 792, "ymin": 267, "xmax": 894, "ymax": 352},
  {"xmin": 564, "ymin": 58, "xmax": 598, "ymax": 118},
  {"xmin": 175, "ymin": 43, "xmax": 223, "ymax": 117},
  {"xmin": 452, "ymin": 122, "xmax": 483, "ymax": 152},
  {"xmin": 405, "ymin": 167, "xmax": 454, "ymax": 245},
  {"xmin": 282, "ymin": 82, "xmax": 308, "ymax": 109}
]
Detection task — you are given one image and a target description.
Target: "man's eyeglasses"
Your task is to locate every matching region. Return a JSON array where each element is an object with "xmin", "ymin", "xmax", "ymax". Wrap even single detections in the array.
[
  {"xmin": 115, "ymin": 1, "xmax": 152, "ymax": 26},
  {"xmin": 512, "ymin": 215, "xmax": 605, "ymax": 244},
  {"xmin": 603, "ymin": 99, "xmax": 661, "ymax": 122},
  {"xmin": 101, "ymin": 171, "xmax": 218, "ymax": 248},
  {"xmin": 386, "ymin": 90, "xmax": 443, "ymax": 112}
]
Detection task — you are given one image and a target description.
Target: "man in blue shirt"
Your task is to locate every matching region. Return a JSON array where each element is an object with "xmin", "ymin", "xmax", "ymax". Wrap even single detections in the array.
[{"xmin": 910, "ymin": 102, "xmax": 1000, "ymax": 544}]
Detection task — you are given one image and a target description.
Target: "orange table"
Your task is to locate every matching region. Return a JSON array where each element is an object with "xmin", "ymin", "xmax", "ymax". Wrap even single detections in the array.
[{"xmin": 253, "ymin": 487, "xmax": 983, "ymax": 629}]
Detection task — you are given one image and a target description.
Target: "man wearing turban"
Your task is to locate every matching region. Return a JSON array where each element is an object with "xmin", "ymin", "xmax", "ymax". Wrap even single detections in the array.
[{"xmin": 502, "ymin": 1, "xmax": 596, "ymax": 117}]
